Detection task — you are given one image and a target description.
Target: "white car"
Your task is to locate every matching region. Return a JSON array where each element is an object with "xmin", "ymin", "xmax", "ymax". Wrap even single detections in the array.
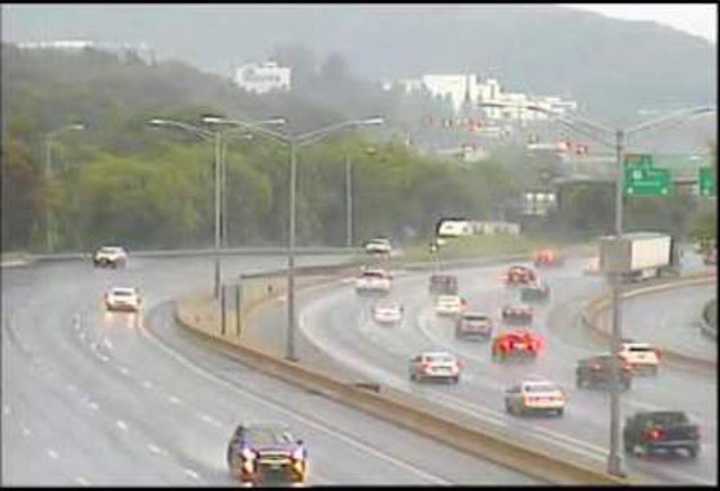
[
  {"xmin": 93, "ymin": 246, "xmax": 128, "ymax": 268},
  {"xmin": 434, "ymin": 295, "xmax": 466, "ymax": 316},
  {"xmin": 355, "ymin": 269, "xmax": 392, "ymax": 294},
  {"xmin": 364, "ymin": 238, "xmax": 392, "ymax": 255},
  {"xmin": 105, "ymin": 287, "xmax": 142, "ymax": 312},
  {"xmin": 455, "ymin": 312, "xmax": 493, "ymax": 340},
  {"xmin": 618, "ymin": 341, "xmax": 660, "ymax": 375},
  {"xmin": 372, "ymin": 301, "xmax": 404, "ymax": 325},
  {"xmin": 408, "ymin": 351, "xmax": 463, "ymax": 383},
  {"xmin": 505, "ymin": 380, "xmax": 566, "ymax": 416}
]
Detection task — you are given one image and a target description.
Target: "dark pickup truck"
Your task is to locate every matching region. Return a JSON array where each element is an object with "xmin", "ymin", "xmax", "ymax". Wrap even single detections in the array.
[
  {"xmin": 623, "ymin": 411, "xmax": 700, "ymax": 458},
  {"xmin": 429, "ymin": 274, "xmax": 458, "ymax": 295}
]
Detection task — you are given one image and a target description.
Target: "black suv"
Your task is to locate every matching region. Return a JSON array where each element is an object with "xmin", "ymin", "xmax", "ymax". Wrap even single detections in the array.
[
  {"xmin": 623, "ymin": 411, "xmax": 700, "ymax": 459},
  {"xmin": 576, "ymin": 354, "xmax": 633, "ymax": 390}
]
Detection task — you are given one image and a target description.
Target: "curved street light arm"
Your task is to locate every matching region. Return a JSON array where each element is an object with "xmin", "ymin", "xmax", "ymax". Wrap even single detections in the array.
[
  {"xmin": 47, "ymin": 123, "xmax": 86, "ymax": 140},
  {"xmin": 148, "ymin": 119, "xmax": 214, "ymax": 140},
  {"xmin": 296, "ymin": 119, "xmax": 381, "ymax": 146},
  {"xmin": 201, "ymin": 116, "xmax": 289, "ymax": 145},
  {"xmin": 554, "ymin": 116, "xmax": 616, "ymax": 149},
  {"xmin": 625, "ymin": 106, "xmax": 717, "ymax": 137}
]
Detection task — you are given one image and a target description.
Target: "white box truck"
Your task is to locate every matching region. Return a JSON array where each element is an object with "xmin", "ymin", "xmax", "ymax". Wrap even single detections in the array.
[{"xmin": 600, "ymin": 232, "xmax": 676, "ymax": 282}]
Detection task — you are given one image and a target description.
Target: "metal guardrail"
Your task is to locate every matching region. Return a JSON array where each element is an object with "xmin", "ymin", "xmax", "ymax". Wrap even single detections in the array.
[
  {"xmin": 582, "ymin": 271, "xmax": 717, "ymax": 369},
  {"xmin": 8, "ymin": 246, "xmax": 362, "ymax": 265}
]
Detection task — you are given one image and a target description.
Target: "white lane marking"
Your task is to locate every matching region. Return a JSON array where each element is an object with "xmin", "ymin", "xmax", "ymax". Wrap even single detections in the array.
[
  {"xmin": 3, "ymin": 405, "xmax": 10, "ymax": 416},
  {"xmin": 79, "ymin": 332, "xmax": 86, "ymax": 341},
  {"xmin": 66, "ymin": 384, "xmax": 77, "ymax": 392},
  {"xmin": 103, "ymin": 338, "xmax": 113, "ymax": 350},
  {"xmin": 88, "ymin": 402, "xmax": 100, "ymax": 411},
  {"xmin": 75, "ymin": 477, "xmax": 91, "ymax": 486},
  {"xmin": 98, "ymin": 354, "xmax": 110, "ymax": 363},
  {"xmin": 199, "ymin": 413, "xmax": 222, "ymax": 427},
  {"xmin": 21, "ymin": 425, "xmax": 31, "ymax": 436},
  {"xmin": 142, "ymin": 380, "xmax": 154, "ymax": 389},
  {"xmin": 47, "ymin": 449, "xmax": 59, "ymax": 460},
  {"xmin": 116, "ymin": 420, "xmax": 128, "ymax": 431},
  {"xmin": 139, "ymin": 326, "xmax": 451, "ymax": 485},
  {"xmin": 168, "ymin": 395, "xmax": 182, "ymax": 405},
  {"xmin": 118, "ymin": 366, "xmax": 130, "ymax": 375},
  {"xmin": 184, "ymin": 468, "xmax": 201, "ymax": 480},
  {"xmin": 147, "ymin": 443, "xmax": 167, "ymax": 456},
  {"xmin": 301, "ymin": 301, "xmax": 611, "ymax": 462}
]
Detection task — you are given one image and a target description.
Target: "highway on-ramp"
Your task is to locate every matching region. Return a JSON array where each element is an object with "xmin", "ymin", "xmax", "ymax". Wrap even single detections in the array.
[
  {"xmin": 1, "ymin": 255, "xmax": 540, "ymax": 486},
  {"xmin": 290, "ymin": 256, "xmax": 717, "ymax": 485}
]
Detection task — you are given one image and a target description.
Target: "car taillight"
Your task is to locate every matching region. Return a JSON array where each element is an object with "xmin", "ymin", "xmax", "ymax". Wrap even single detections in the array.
[
  {"xmin": 422, "ymin": 363, "xmax": 432, "ymax": 372},
  {"xmin": 654, "ymin": 349, "xmax": 662, "ymax": 359},
  {"xmin": 457, "ymin": 360, "xmax": 464, "ymax": 369},
  {"xmin": 644, "ymin": 428, "xmax": 665, "ymax": 441},
  {"xmin": 591, "ymin": 364, "xmax": 600, "ymax": 370}
]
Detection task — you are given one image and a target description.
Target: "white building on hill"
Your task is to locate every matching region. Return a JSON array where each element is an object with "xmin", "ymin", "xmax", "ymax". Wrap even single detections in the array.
[{"xmin": 234, "ymin": 61, "xmax": 291, "ymax": 94}]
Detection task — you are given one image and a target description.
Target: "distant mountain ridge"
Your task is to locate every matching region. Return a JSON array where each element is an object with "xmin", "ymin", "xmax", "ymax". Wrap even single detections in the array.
[{"xmin": 2, "ymin": 4, "xmax": 716, "ymax": 121}]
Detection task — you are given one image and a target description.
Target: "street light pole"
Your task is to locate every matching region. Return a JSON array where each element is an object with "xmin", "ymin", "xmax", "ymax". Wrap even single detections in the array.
[
  {"xmin": 45, "ymin": 137, "xmax": 54, "ymax": 253},
  {"xmin": 479, "ymin": 100, "xmax": 715, "ymax": 478},
  {"xmin": 44, "ymin": 124, "xmax": 85, "ymax": 253},
  {"xmin": 346, "ymin": 154, "xmax": 353, "ymax": 248},
  {"xmin": 287, "ymin": 139, "xmax": 298, "ymax": 360},
  {"xmin": 201, "ymin": 116, "xmax": 384, "ymax": 362},
  {"xmin": 213, "ymin": 130, "xmax": 222, "ymax": 299},
  {"xmin": 607, "ymin": 128, "xmax": 626, "ymax": 477}
]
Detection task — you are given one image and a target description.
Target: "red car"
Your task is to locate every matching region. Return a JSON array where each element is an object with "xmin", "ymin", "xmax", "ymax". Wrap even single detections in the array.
[
  {"xmin": 533, "ymin": 249, "xmax": 564, "ymax": 267},
  {"xmin": 503, "ymin": 265, "xmax": 537, "ymax": 287},
  {"xmin": 491, "ymin": 330, "xmax": 543, "ymax": 361},
  {"xmin": 501, "ymin": 304, "xmax": 533, "ymax": 324}
]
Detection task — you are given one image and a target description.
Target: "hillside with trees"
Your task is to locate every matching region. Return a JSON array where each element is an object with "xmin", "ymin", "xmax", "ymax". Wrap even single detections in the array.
[{"xmin": 3, "ymin": 4, "xmax": 716, "ymax": 123}]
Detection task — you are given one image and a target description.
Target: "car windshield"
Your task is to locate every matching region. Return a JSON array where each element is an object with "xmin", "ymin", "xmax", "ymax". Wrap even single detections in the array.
[
  {"xmin": 464, "ymin": 315, "xmax": 488, "ymax": 321},
  {"xmin": 524, "ymin": 383, "xmax": 559, "ymax": 393},
  {"xmin": 426, "ymin": 354, "xmax": 454, "ymax": 363},
  {"xmin": 362, "ymin": 272, "xmax": 385, "ymax": 278},
  {"xmin": 628, "ymin": 346, "xmax": 653, "ymax": 352},
  {"xmin": 246, "ymin": 427, "xmax": 294, "ymax": 445},
  {"xmin": 101, "ymin": 247, "xmax": 120, "ymax": 253},
  {"xmin": 646, "ymin": 413, "xmax": 689, "ymax": 426},
  {"xmin": 112, "ymin": 290, "xmax": 134, "ymax": 296}
]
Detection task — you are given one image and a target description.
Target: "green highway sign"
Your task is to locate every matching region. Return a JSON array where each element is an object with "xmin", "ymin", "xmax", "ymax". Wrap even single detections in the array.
[
  {"xmin": 699, "ymin": 166, "xmax": 716, "ymax": 197},
  {"xmin": 624, "ymin": 166, "xmax": 673, "ymax": 196},
  {"xmin": 624, "ymin": 154, "xmax": 654, "ymax": 169}
]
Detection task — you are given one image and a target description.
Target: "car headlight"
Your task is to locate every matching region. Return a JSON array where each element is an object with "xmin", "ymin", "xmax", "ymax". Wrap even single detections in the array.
[{"xmin": 241, "ymin": 447, "xmax": 256, "ymax": 460}]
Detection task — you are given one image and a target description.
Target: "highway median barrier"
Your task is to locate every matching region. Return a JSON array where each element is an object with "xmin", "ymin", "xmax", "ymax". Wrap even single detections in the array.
[
  {"xmin": 176, "ymin": 297, "xmax": 636, "ymax": 485},
  {"xmin": 582, "ymin": 270, "xmax": 717, "ymax": 370},
  {"xmin": 174, "ymin": 246, "xmax": 646, "ymax": 485},
  {"xmin": 700, "ymin": 299, "xmax": 717, "ymax": 340}
]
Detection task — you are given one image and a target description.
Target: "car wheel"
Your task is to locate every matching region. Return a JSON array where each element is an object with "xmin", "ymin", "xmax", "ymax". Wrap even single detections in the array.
[
  {"xmin": 576, "ymin": 377, "xmax": 583, "ymax": 389},
  {"xmin": 650, "ymin": 365, "xmax": 659, "ymax": 376},
  {"xmin": 410, "ymin": 372, "xmax": 416, "ymax": 382},
  {"xmin": 623, "ymin": 380, "xmax": 631, "ymax": 391},
  {"xmin": 688, "ymin": 447, "xmax": 699, "ymax": 459},
  {"xmin": 505, "ymin": 399, "xmax": 512, "ymax": 414},
  {"xmin": 452, "ymin": 376, "xmax": 459, "ymax": 384},
  {"xmin": 555, "ymin": 408, "xmax": 564, "ymax": 417}
]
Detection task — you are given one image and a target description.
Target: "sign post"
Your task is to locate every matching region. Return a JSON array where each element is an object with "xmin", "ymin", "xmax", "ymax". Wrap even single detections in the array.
[{"xmin": 699, "ymin": 166, "xmax": 716, "ymax": 197}]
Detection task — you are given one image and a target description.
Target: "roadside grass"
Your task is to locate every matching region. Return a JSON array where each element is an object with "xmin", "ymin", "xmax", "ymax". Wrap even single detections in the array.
[{"xmin": 395, "ymin": 234, "xmax": 592, "ymax": 264}]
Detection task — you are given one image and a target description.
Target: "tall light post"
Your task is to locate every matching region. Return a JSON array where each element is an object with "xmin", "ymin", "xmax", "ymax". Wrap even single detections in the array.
[
  {"xmin": 345, "ymin": 154, "xmax": 353, "ymax": 248},
  {"xmin": 147, "ymin": 117, "xmax": 281, "ymax": 298},
  {"xmin": 203, "ymin": 116, "xmax": 384, "ymax": 361},
  {"xmin": 480, "ymin": 101, "xmax": 716, "ymax": 477},
  {"xmin": 45, "ymin": 123, "xmax": 86, "ymax": 253}
]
